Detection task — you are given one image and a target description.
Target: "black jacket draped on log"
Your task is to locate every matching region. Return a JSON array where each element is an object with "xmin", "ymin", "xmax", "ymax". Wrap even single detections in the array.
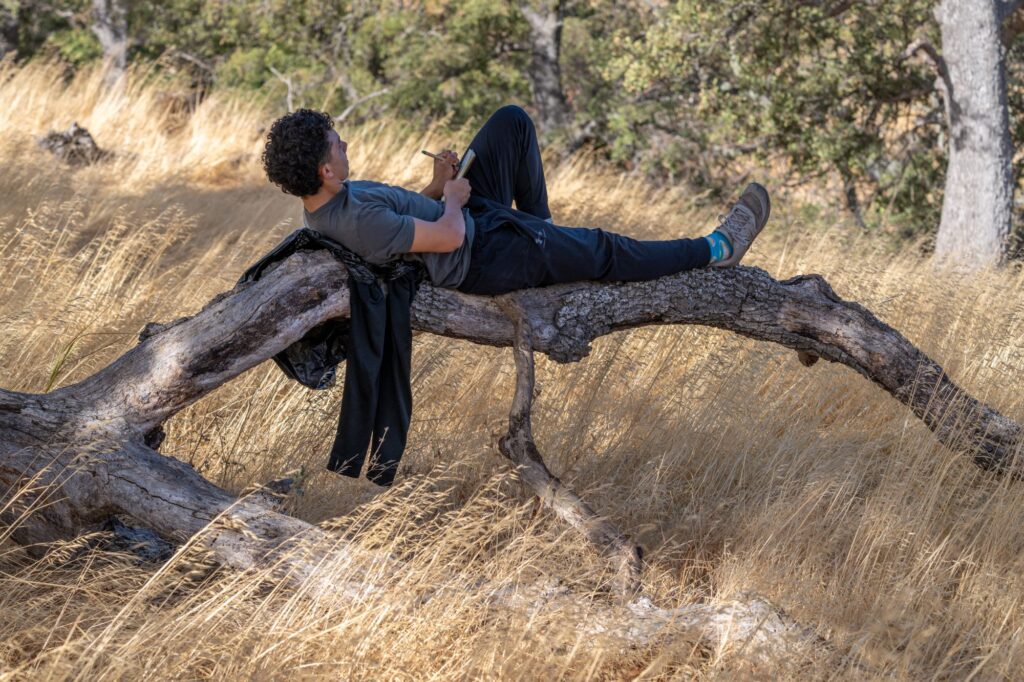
[{"xmin": 238, "ymin": 228, "xmax": 422, "ymax": 486}]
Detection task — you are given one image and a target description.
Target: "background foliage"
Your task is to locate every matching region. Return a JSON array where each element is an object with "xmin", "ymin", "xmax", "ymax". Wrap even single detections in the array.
[{"xmin": 2, "ymin": 0, "xmax": 1022, "ymax": 238}]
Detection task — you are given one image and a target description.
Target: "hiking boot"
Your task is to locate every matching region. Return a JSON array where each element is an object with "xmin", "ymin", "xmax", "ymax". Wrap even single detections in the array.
[{"xmin": 710, "ymin": 183, "xmax": 771, "ymax": 267}]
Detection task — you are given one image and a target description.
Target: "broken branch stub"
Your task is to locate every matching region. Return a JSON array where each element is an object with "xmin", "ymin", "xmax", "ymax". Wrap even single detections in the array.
[{"xmin": 36, "ymin": 123, "xmax": 113, "ymax": 166}]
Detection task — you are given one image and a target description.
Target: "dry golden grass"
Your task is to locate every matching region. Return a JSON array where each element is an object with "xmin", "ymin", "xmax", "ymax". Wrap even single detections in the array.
[{"xmin": 2, "ymin": 61, "xmax": 1024, "ymax": 679}]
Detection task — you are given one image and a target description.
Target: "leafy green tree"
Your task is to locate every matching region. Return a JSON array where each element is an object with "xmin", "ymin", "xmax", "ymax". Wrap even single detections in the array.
[{"xmin": 602, "ymin": 1, "xmax": 945, "ymax": 230}]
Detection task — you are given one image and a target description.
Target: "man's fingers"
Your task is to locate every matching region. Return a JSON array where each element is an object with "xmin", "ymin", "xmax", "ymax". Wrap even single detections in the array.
[{"xmin": 433, "ymin": 149, "xmax": 460, "ymax": 181}]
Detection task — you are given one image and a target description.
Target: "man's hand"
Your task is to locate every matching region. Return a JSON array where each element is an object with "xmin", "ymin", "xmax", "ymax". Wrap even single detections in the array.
[
  {"xmin": 443, "ymin": 178, "xmax": 471, "ymax": 208},
  {"xmin": 431, "ymin": 149, "xmax": 459, "ymax": 185},
  {"xmin": 420, "ymin": 149, "xmax": 459, "ymax": 199}
]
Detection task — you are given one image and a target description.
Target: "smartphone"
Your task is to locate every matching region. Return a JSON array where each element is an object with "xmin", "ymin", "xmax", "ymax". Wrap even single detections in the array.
[{"xmin": 455, "ymin": 149, "xmax": 476, "ymax": 179}]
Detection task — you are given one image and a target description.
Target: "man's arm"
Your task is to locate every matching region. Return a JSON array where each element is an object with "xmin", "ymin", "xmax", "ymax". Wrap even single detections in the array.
[
  {"xmin": 409, "ymin": 178, "xmax": 471, "ymax": 253},
  {"xmin": 419, "ymin": 183, "xmax": 443, "ymax": 201}
]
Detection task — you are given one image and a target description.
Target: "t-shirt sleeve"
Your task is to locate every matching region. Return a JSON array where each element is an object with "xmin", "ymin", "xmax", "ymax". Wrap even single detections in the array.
[{"xmin": 353, "ymin": 204, "xmax": 416, "ymax": 264}]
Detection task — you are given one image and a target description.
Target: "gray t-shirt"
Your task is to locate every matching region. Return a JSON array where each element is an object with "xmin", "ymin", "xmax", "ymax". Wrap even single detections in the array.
[{"xmin": 302, "ymin": 179, "xmax": 475, "ymax": 288}]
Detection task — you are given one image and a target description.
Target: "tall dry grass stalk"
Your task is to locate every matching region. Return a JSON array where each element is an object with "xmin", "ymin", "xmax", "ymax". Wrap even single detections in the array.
[{"xmin": 1, "ymin": 61, "xmax": 1024, "ymax": 679}]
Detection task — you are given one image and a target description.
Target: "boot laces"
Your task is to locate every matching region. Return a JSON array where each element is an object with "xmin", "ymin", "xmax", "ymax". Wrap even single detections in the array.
[{"xmin": 717, "ymin": 205, "xmax": 754, "ymax": 246}]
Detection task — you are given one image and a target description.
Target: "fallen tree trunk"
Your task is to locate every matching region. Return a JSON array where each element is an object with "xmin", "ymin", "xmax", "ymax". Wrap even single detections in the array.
[
  {"xmin": 0, "ymin": 248, "xmax": 1020, "ymax": 656},
  {"xmin": 412, "ymin": 266, "xmax": 1022, "ymax": 470}
]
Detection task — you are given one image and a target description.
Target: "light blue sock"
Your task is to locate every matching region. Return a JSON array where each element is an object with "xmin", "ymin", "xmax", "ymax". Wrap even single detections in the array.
[{"xmin": 704, "ymin": 230, "xmax": 733, "ymax": 264}]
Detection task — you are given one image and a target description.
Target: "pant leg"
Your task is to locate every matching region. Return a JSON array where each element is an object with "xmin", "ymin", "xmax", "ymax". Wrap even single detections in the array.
[
  {"xmin": 464, "ymin": 105, "xmax": 552, "ymax": 220},
  {"xmin": 458, "ymin": 211, "xmax": 711, "ymax": 296},
  {"xmin": 457, "ymin": 220, "xmax": 541, "ymax": 295},
  {"xmin": 536, "ymin": 223, "xmax": 711, "ymax": 286}
]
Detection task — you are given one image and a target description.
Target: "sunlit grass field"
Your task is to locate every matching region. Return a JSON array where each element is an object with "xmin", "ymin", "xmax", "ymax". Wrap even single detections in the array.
[{"xmin": 2, "ymin": 61, "xmax": 1024, "ymax": 679}]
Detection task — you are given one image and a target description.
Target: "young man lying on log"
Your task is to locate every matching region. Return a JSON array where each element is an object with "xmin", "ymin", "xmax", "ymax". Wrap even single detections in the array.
[{"xmin": 259, "ymin": 104, "xmax": 771, "ymax": 485}]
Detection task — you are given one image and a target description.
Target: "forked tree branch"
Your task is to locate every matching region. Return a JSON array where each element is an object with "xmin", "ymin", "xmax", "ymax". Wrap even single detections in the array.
[{"xmin": 497, "ymin": 297, "xmax": 643, "ymax": 595}]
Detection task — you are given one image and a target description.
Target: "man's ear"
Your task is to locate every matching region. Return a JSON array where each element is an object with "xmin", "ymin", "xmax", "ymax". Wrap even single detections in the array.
[{"xmin": 319, "ymin": 162, "xmax": 333, "ymax": 182}]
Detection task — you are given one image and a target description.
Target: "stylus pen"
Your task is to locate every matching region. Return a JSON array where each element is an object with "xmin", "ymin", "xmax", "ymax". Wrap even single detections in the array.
[
  {"xmin": 420, "ymin": 150, "xmax": 448, "ymax": 162},
  {"xmin": 422, "ymin": 149, "xmax": 476, "ymax": 177}
]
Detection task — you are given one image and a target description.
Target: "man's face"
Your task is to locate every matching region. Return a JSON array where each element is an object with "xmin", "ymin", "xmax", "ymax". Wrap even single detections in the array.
[{"xmin": 320, "ymin": 129, "xmax": 349, "ymax": 187}]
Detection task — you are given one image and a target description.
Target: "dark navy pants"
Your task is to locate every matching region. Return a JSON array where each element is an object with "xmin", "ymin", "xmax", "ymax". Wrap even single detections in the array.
[{"xmin": 457, "ymin": 105, "xmax": 711, "ymax": 296}]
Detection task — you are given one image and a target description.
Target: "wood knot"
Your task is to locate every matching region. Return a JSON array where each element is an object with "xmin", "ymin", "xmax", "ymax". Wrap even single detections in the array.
[
  {"xmin": 781, "ymin": 273, "xmax": 841, "ymax": 302},
  {"xmin": 796, "ymin": 350, "xmax": 820, "ymax": 367},
  {"xmin": 138, "ymin": 316, "xmax": 189, "ymax": 343}
]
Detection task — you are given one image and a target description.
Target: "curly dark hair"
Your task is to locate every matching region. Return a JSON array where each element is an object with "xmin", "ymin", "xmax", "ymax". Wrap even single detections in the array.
[{"xmin": 261, "ymin": 109, "xmax": 335, "ymax": 196}]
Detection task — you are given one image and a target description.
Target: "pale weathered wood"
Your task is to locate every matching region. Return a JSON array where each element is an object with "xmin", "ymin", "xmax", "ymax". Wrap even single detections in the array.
[
  {"xmin": 1, "ymin": 247, "xmax": 1020, "ymax": 658},
  {"xmin": 932, "ymin": 0, "xmax": 1015, "ymax": 268},
  {"xmin": 90, "ymin": 0, "xmax": 128, "ymax": 88}
]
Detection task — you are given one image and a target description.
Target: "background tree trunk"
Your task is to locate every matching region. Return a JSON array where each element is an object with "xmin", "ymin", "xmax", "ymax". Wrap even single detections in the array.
[
  {"xmin": 90, "ymin": 0, "xmax": 128, "ymax": 88},
  {"xmin": 933, "ymin": 0, "xmax": 1014, "ymax": 269},
  {"xmin": 520, "ymin": 0, "xmax": 571, "ymax": 134}
]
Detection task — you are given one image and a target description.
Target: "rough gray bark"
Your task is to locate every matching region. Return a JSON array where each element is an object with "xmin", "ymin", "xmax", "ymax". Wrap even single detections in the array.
[
  {"xmin": 90, "ymin": 0, "xmax": 128, "ymax": 88},
  {"xmin": 520, "ymin": 0, "xmax": 571, "ymax": 133},
  {"xmin": 414, "ymin": 266, "xmax": 1022, "ymax": 471},
  {"xmin": 932, "ymin": 0, "xmax": 1015, "ymax": 269},
  {"xmin": 2, "ymin": 250, "xmax": 1021, "ymax": 537},
  {"xmin": 1, "ymin": 250, "xmax": 1021, "ymax": 656}
]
